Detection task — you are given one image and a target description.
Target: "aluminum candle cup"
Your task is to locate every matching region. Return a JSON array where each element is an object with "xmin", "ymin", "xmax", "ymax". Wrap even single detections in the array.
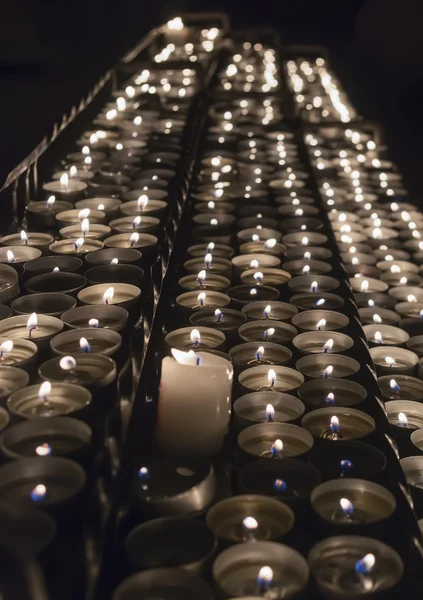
[
  {"xmin": 0, "ymin": 315, "xmax": 64, "ymax": 350},
  {"xmin": 227, "ymin": 285, "xmax": 280, "ymax": 308},
  {"xmin": 0, "ymin": 366, "xmax": 29, "ymax": 408},
  {"xmin": 350, "ymin": 277, "xmax": 389, "ymax": 294},
  {"xmin": 85, "ymin": 265, "xmax": 144, "ymax": 288},
  {"xmin": 354, "ymin": 293, "xmax": 398, "ymax": 311},
  {"xmin": 61, "ymin": 305, "xmax": 128, "ymax": 333},
  {"xmin": 0, "ymin": 264, "xmax": 19, "ymax": 302},
  {"xmin": 378, "ymin": 375, "xmax": 423, "ymax": 401},
  {"xmin": 411, "ymin": 429, "xmax": 423, "ymax": 454},
  {"xmin": 288, "ymin": 275, "xmax": 340, "ymax": 294},
  {"xmin": 109, "ymin": 215, "xmax": 160, "ymax": 236},
  {"xmin": 296, "ymin": 354, "xmax": 360, "ymax": 379},
  {"xmin": 156, "ymin": 350, "xmax": 233, "ymax": 457},
  {"xmin": 238, "ymin": 321, "xmax": 297, "ymax": 345},
  {"xmin": 308, "ymin": 535, "xmax": 404, "ymax": 598},
  {"xmin": 187, "ymin": 243, "xmax": 235, "ymax": 259},
  {"xmin": 0, "ymin": 246, "xmax": 41, "ymax": 273},
  {"xmin": 0, "ymin": 342, "xmax": 37, "ymax": 376},
  {"xmin": 233, "ymin": 392, "xmax": 304, "ymax": 430},
  {"xmin": 242, "ymin": 301, "xmax": 298, "ymax": 322},
  {"xmin": 400, "ymin": 456, "xmax": 423, "ymax": 516},
  {"xmin": 213, "ymin": 541, "xmax": 309, "ymax": 598},
  {"xmin": 23, "ymin": 256, "xmax": 83, "ymax": 277},
  {"xmin": 309, "ymin": 440, "xmax": 387, "ymax": 482},
  {"xmin": 184, "ymin": 257, "xmax": 232, "ymax": 279},
  {"xmin": 240, "ymin": 268, "xmax": 291, "ymax": 290},
  {"xmin": 293, "ymin": 331, "xmax": 354, "ymax": 355},
  {"xmin": 119, "ymin": 199, "xmax": 168, "ymax": 221},
  {"xmin": 358, "ymin": 308, "xmax": 401, "ymax": 326},
  {"xmin": 395, "ymin": 301, "xmax": 423, "ymax": 318},
  {"xmin": 26, "ymin": 199, "xmax": 73, "ymax": 229},
  {"xmin": 49, "ymin": 238, "xmax": 104, "ymax": 257},
  {"xmin": 232, "ymin": 254, "xmax": 281, "ymax": 276},
  {"xmin": 85, "ymin": 248, "xmax": 143, "ymax": 268},
  {"xmin": 112, "ymin": 569, "xmax": 214, "ymax": 600},
  {"xmin": 385, "ymin": 400, "xmax": 423, "ymax": 433},
  {"xmin": 25, "ymin": 273, "xmax": 86, "ymax": 297},
  {"xmin": 59, "ymin": 223, "xmax": 111, "ymax": 240},
  {"xmin": 124, "ymin": 517, "xmax": 217, "ymax": 573},
  {"xmin": 285, "ymin": 245, "xmax": 332, "ymax": 261},
  {"xmin": 238, "ymin": 365, "xmax": 304, "ymax": 394},
  {"xmin": 311, "ymin": 479, "xmax": 396, "ymax": 530},
  {"xmin": 239, "ymin": 240, "xmax": 286, "ymax": 257},
  {"xmin": 189, "ymin": 309, "xmax": 246, "ymax": 341},
  {"xmin": 370, "ymin": 347, "xmax": 418, "ymax": 376},
  {"xmin": 283, "ymin": 231, "xmax": 328, "ymax": 247},
  {"xmin": 55, "ymin": 209, "xmax": 105, "ymax": 227},
  {"xmin": 206, "ymin": 495, "xmax": 295, "ymax": 543},
  {"xmin": 237, "ymin": 228, "xmax": 282, "ymax": 245},
  {"xmin": 407, "ymin": 335, "xmax": 423, "ymax": 357},
  {"xmin": 302, "ymin": 408, "xmax": 376, "ymax": 441},
  {"xmin": 290, "ymin": 292, "xmax": 345, "ymax": 312},
  {"xmin": 75, "ymin": 197, "xmax": 122, "ymax": 220},
  {"xmin": 389, "ymin": 286, "xmax": 423, "ymax": 303},
  {"xmin": 104, "ymin": 233, "xmax": 158, "ymax": 262},
  {"xmin": 50, "ymin": 328, "xmax": 122, "ymax": 359},
  {"xmin": 229, "ymin": 343, "xmax": 292, "ymax": 370},
  {"xmin": 176, "ymin": 291, "xmax": 231, "ymax": 319},
  {"xmin": 0, "ymin": 306, "xmax": 12, "ymax": 320},
  {"xmin": 131, "ymin": 456, "xmax": 216, "ymax": 517},
  {"xmin": 298, "ymin": 379, "xmax": 367, "ymax": 410},
  {"xmin": 282, "ymin": 259, "xmax": 332, "ymax": 276},
  {"xmin": 165, "ymin": 327, "xmax": 226, "ymax": 352},
  {"xmin": 238, "ymin": 422, "xmax": 314, "ymax": 460},
  {"xmin": 238, "ymin": 458, "xmax": 321, "ymax": 504},
  {"xmin": 43, "ymin": 179, "xmax": 87, "ymax": 203},
  {"xmin": 39, "ymin": 354, "xmax": 116, "ymax": 391},
  {"xmin": 292, "ymin": 310, "xmax": 349, "ymax": 332},
  {"xmin": 178, "ymin": 273, "xmax": 230, "ymax": 292},
  {"xmin": 78, "ymin": 283, "xmax": 141, "ymax": 314},
  {"xmin": 0, "ymin": 417, "xmax": 92, "ymax": 460},
  {"xmin": 12, "ymin": 293, "xmax": 76, "ymax": 318},
  {"xmin": 8, "ymin": 381, "xmax": 91, "ymax": 419}
]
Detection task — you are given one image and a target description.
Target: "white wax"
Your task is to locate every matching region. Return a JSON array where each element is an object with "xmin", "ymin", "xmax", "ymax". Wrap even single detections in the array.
[{"xmin": 156, "ymin": 351, "xmax": 233, "ymax": 456}]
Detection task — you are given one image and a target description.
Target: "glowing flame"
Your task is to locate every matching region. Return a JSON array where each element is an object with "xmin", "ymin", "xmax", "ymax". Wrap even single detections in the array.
[
  {"xmin": 111, "ymin": 258, "xmax": 119, "ymax": 265},
  {"xmin": 250, "ymin": 259, "xmax": 259, "ymax": 269},
  {"xmin": 268, "ymin": 368, "xmax": 276, "ymax": 387},
  {"xmin": 137, "ymin": 195, "xmax": 149, "ymax": 210},
  {"xmin": 167, "ymin": 16, "xmax": 184, "ymax": 30},
  {"xmin": 243, "ymin": 516, "xmax": 258, "ymax": 531},
  {"xmin": 60, "ymin": 173, "xmax": 69, "ymax": 188},
  {"xmin": 271, "ymin": 439, "xmax": 283, "ymax": 456},
  {"xmin": 264, "ymin": 328, "xmax": 275, "ymax": 340},
  {"xmin": 207, "ymin": 242, "xmax": 215, "ymax": 252},
  {"xmin": 27, "ymin": 313, "xmax": 38, "ymax": 335},
  {"xmin": 311, "ymin": 281, "xmax": 318, "ymax": 292},
  {"xmin": 129, "ymin": 232, "xmax": 139, "ymax": 246},
  {"xmin": 20, "ymin": 230, "xmax": 28, "ymax": 244},
  {"xmin": 6, "ymin": 250, "xmax": 15, "ymax": 263},
  {"xmin": 80, "ymin": 337, "xmax": 91, "ymax": 352},
  {"xmin": 301, "ymin": 236, "xmax": 309, "ymax": 246},
  {"xmin": 323, "ymin": 338, "xmax": 334, "ymax": 352},
  {"xmin": 385, "ymin": 356, "xmax": 396, "ymax": 366},
  {"xmin": 215, "ymin": 308, "xmax": 222, "ymax": 322},
  {"xmin": 204, "ymin": 253, "xmax": 212, "ymax": 267},
  {"xmin": 266, "ymin": 403, "xmax": 275, "ymax": 421},
  {"xmin": 302, "ymin": 264, "xmax": 310, "ymax": 274},
  {"xmin": 330, "ymin": 415, "xmax": 340, "ymax": 432},
  {"xmin": 132, "ymin": 216, "xmax": 142, "ymax": 228},
  {"xmin": 398, "ymin": 412, "xmax": 408, "ymax": 427},
  {"xmin": 325, "ymin": 392, "xmax": 335, "ymax": 406},
  {"xmin": 89, "ymin": 318, "xmax": 99, "ymax": 327},
  {"xmin": 198, "ymin": 291, "xmax": 206, "ymax": 306},
  {"xmin": 35, "ymin": 444, "xmax": 52, "ymax": 457},
  {"xmin": 257, "ymin": 566, "xmax": 273, "ymax": 590},
  {"xmin": 390, "ymin": 378, "xmax": 400, "ymax": 392},
  {"xmin": 316, "ymin": 319, "xmax": 326, "ymax": 330},
  {"xmin": 60, "ymin": 356, "xmax": 77, "ymax": 371},
  {"xmin": 263, "ymin": 305, "xmax": 272, "ymax": 318},
  {"xmin": 103, "ymin": 287, "xmax": 115, "ymax": 304},
  {"xmin": 78, "ymin": 209, "xmax": 90, "ymax": 220},
  {"xmin": 360, "ymin": 280, "xmax": 369, "ymax": 292},
  {"xmin": 408, "ymin": 295, "xmax": 417, "ymax": 303},
  {"xmin": 340, "ymin": 497, "xmax": 354, "ymax": 516},
  {"xmin": 264, "ymin": 238, "xmax": 277, "ymax": 249},
  {"xmin": 400, "ymin": 277, "xmax": 408, "ymax": 285},
  {"xmin": 373, "ymin": 314, "xmax": 382, "ymax": 324},
  {"xmin": 254, "ymin": 271, "xmax": 264, "ymax": 282},
  {"xmin": 81, "ymin": 218, "xmax": 90, "ymax": 235},
  {"xmin": 38, "ymin": 381, "xmax": 51, "ymax": 398},
  {"xmin": 256, "ymin": 346, "xmax": 264, "ymax": 361},
  {"xmin": 46, "ymin": 196, "xmax": 55, "ymax": 206},
  {"xmin": 171, "ymin": 348, "xmax": 198, "ymax": 365},
  {"xmin": 323, "ymin": 365, "xmax": 334, "ymax": 378},
  {"xmin": 0, "ymin": 340, "xmax": 13, "ymax": 356},
  {"xmin": 374, "ymin": 331, "xmax": 383, "ymax": 344},
  {"xmin": 355, "ymin": 554, "xmax": 376, "ymax": 575},
  {"xmin": 316, "ymin": 298, "xmax": 325, "ymax": 307},
  {"xmin": 190, "ymin": 329, "xmax": 201, "ymax": 345},
  {"xmin": 30, "ymin": 484, "xmax": 47, "ymax": 502}
]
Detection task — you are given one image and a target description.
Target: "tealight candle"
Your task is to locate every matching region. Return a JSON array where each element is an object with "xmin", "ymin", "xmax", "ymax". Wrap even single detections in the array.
[
  {"xmin": 75, "ymin": 197, "xmax": 122, "ymax": 220},
  {"xmin": 354, "ymin": 292, "xmax": 397, "ymax": 310},
  {"xmin": 50, "ymin": 328, "xmax": 122, "ymax": 359},
  {"xmin": 55, "ymin": 208, "xmax": 105, "ymax": 227},
  {"xmin": 229, "ymin": 343, "xmax": 292, "ymax": 369},
  {"xmin": 120, "ymin": 196, "xmax": 168, "ymax": 220},
  {"xmin": 282, "ymin": 259, "xmax": 332, "ymax": 276},
  {"xmin": 238, "ymin": 320, "xmax": 297, "ymax": 344},
  {"xmin": 288, "ymin": 275, "xmax": 340, "ymax": 293},
  {"xmin": 112, "ymin": 569, "xmax": 214, "ymax": 600},
  {"xmin": 78, "ymin": 283, "xmax": 141, "ymax": 313},
  {"xmin": 378, "ymin": 374, "xmax": 423, "ymax": 401},
  {"xmin": 0, "ymin": 232, "xmax": 54, "ymax": 254},
  {"xmin": 0, "ymin": 264, "xmax": 19, "ymax": 302},
  {"xmin": 176, "ymin": 291, "xmax": 231, "ymax": 313},
  {"xmin": 178, "ymin": 272, "xmax": 230, "ymax": 292},
  {"xmin": 232, "ymin": 254, "xmax": 281, "ymax": 275},
  {"xmin": 11, "ymin": 292, "xmax": 76, "ymax": 318},
  {"xmin": 25, "ymin": 273, "xmax": 86, "ymax": 297},
  {"xmin": 43, "ymin": 176, "xmax": 87, "ymax": 203},
  {"xmin": 400, "ymin": 456, "xmax": 423, "ymax": 516},
  {"xmin": 109, "ymin": 215, "xmax": 160, "ymax": 236},
  {"xmin": 7, "ymin": 381, "xmax": 91, "ymax": 419},
  {"xmin": 309, "ymin": 440, "xmax": 387, "ymax": 481},
  {"xmin": 156, "ymin": 349, "xmax": 233, "ymax": 456},
  {"xmin": 407, "ymin": 335, "xmax": 423, "ymax": 357},
  {"xmin": 385, "ymin": 400, "xmax": 423, "ymax": 436},
  {"xmin": 298, "ymin": 378, "xmax": 367, "ymax": 410},
  {"xmin": 240, "ymin": 268, "xmax": 291, "ymax": 289},
  {"xmin": 370, "ymin": 347, "xmax": 418, "ymax": 376},
  {"xmin": 26, "ymin": 198, "xmax": 73, "ymax": 228},
  {"xmin": 302, "ymin": 408, "xmax": 375, "ymax": 441},
  {"xmin": 0, "ymin": 417, "xmax": 92, "ymax": 460},
  {"xmin": 293, "ymin": 331, "xmax": 353, "ymax": 355},
  {"xmin": 363, "ymin": 324, "xmax": 409, "ymax": 347},
  {"xmin": 85, "ymin": 248, "xmax": 143, "ymax": 268},
  {"xmin": 212, "ymin": 541, "xmax": 309, "ymax": 598},
  {"xmin": 0, "ymin": 314, "xmax": 63, "ymax": 349},
  {"xmin": 358, "ymin": 307, "xmax": 401, "ymax": 326},
  {"xmin": 238, "ymin": 365, "xmax": 304, "ymax": 394},
  {"xmin": 239, "ymin": 239, "xmax": 286, "ymax": 257},
  {"xmin": 285, "ymin": 245, "xmax": 332, "ymax": 261},
  {"xmin": 49, "ymin": 238, "xmax": 104, "ymax": 256},
  {"xmin": 187, "ymin": 243, "xmax": 234, "ymax": 259},
  {"xmin": 296, "ymin": 354, "xmax": 360, "ymax": 379},
  {"xmin": 85, "ymin": 265, "xmax": 144, "ymax": 288},
  {"xmin": 0, "ymin": 365, "xmax": 30, "ymax": 405},
  {"xmin": 292, "ymin": 310, "xmax": 349, "ymax": 332},
  {"xmin": 350, "ymin": 277, "xmax": 389, "ymax": 293},
  {"xmin": 233, "ymin": 392, "xmax": 304, "ymax": 429},
  {"xmin": 189, "ymin": 309, "xmax": 246, "ymax": 340},
  {"xmin": 410, "ymin": 429, "xmax": 423, "ymax": 454},
  {"xmin": 309, "ymin": 535, "xmax": 403, "ymax": 598},
  {"xmin": 23, "ymin": 255, "xmax": 83, "ymax": 276},
  {"xmin": 242, "ymin": 301, "xmax": 298, "ymax": 322},
  {"xmin": 184, "ymin": 256, "xmax": 232, "ymax": 279},
  {"xmin": 39, "ymin": 354, "xmax": 117, "ymax": 392},
  {"xmin": 206, "ymin": 495, "xmax": 294, "ymax": 543},
  {"xmin": 104, "ymin": 233, "xmax": 158, "ymax": 261},
  {"xmin": 282, "ymin": 231, "xmax": 327, "ymax": 247},
  {"xmin": 290, "ymin": 292, "xmax": 345, "ymax": 312},
  {"xmin": 165, "ymin": 326, "xmax": 225, "ymax": 351},
  {"xmin": 61, "ymin": 305, "xmax": 129, "ymax": 333},
  {"xmin": 59, "ymin": 223, "xmax": 111, "ymax": 240},
  {"xmin": 227, "ymin": 285, "xmax": 280, "ymax": 308}
]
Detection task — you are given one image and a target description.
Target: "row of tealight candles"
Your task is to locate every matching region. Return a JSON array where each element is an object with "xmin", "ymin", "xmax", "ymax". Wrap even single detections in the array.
[
  {"xmin": 0, "ymin": 20, "xmax": 223, "ymax": 599},
  {"xmin": 109, "ymin": 40, "xmax": 422, "ymax": 600}
]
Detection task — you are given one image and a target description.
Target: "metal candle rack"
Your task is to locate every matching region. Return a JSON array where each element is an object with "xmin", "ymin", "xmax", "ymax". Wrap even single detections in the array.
[{"xmin": 0, "ymin": 14, "xmax": 422, "ymax": 600}]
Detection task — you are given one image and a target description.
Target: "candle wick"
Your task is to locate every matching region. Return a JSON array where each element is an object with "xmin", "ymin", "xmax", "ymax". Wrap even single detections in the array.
[
  {"xmin": 28, "ymin": 326, "xmax": 37, "ymax": 338},
  {"xmin": 196, "ymin": 357, "xmax": 201, "ymax": 366}
]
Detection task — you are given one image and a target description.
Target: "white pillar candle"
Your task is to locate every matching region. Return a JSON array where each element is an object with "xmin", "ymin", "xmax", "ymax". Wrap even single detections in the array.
[{"xmin": 156, "ymin": 349, "xmax": 233, "ymax": 456}]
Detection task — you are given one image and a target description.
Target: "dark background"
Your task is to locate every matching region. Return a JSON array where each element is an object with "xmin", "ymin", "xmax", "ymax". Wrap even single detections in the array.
[{"xmin": 1, "ymin": 0, "xmax": 422, "ymax": 196}]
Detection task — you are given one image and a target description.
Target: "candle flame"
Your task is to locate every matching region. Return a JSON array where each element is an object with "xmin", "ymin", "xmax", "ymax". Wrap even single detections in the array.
[
  {"xmin": 272, "ymin": 439, "xmax": 283, "ymax": 453},
  {"xmin": 257, "ymin": 566, "xmax": 273, "ymax": 588},
  {"xmin": 373, "ymin": 314, "xmax": 382, "ymax": 324},
  {"xmin": 355, "ymin": 554, "xmax": 376, "ymax": 575},
  {"xmin": 79, "ymin": 337, "xmax": 90, "ymax": 352},
  {"xmin": 35, "ymin": 443, "xmax": 52, "ymax": 457},
  {"xmin": 360, "ymin": 279, "xmax": 369, "ymax": 292},
  {"xmin": 250, "ymin": 288, "xmax": 258, "ymax": 296},
  {"xmin": 47, "ymin": 196, "xmax": 56, "ymax": 206},
  {"xmin": 374, "ymin": 331, "xmax": 383, "ymax": 343},
  {"xmin": 190, "ymin": 329, "xmax": 201, "ymax": 344},
  {"xmin": 20, "ymin": 230, "xmax": 28, "ymax": 243},
  {"xmin": 316, "ymin": 298, "xmax": 325, "ymax": 306},
  {"xmin": 274, "ymin": 479, "xmax": 287, "ymax": 491},
  {"xmin": 30, "ymin": 484, "xmax": 47, "ymax": 502},
  {"xmin": 89, "ymin": 318, "xmax": 99, "ymax": 327},
  {"xmin": 250, "ymin": 259, "xmax": 259, "ymax": 269},
  {"xmin": 207, "ymin": 242, "xmax": 215, "ymax": 252},
  {"xmin": 390, "ymin": 265, "xmax": 401, "ymax": 274},
  {"xmin": 253, "ymin": 271, "xmax": 263, "ymax": 282},
  {"xmin": 210, "ymin": 218, "xmax": 218, "ymax": 226},
  {"xmin": 398, "ymin": 412, "xmax": 408, "ymax": 426},
  {"xmin": 323, "ymin": 365, "xmax": 334, "ymax": 377},
  {"xmin": 301, "ymin": 236, "xmax": 309, "ymax": 246},
  {"xmin": 198, "ymin": 291, "xmax": 206, "ymax": 306},
  {"xmin": 137, "ymin": 195, "xmax": 149, "ymax": 210},
  {"xmin": 400, "ymin": 277, "xmax": 408, "ymax": 285},
  {"xmin": 266, "ymin": 403, "xmax": 275, "ymax": 421},
  {"xmin": 390, "ymin": 378, "xmax": 400, "ymax": 391},
  {"xmin": 60, "ymin": 173, "xmax": 69, "ymax": 188},
  {"xmin": 59, "ymin": 355, "xmax": 77, "ymax": 372},
  {"xmin": 204, "ymin": 253, "xmax": 212, "ymax": 266},
  {"xmin": 89, "ymin": 133, "xmax": 98, "ymax": 145},
  {"xmin": 385, "ymin": 356, "xmax": 396, "ymax": 366},
  {"xmin": 323, "ymin": 338, "xmax": 334, "ymax": 352},
  {"xmin": 81, "ymin": 218, "xmax": 90, "ymax": 234},
  {"xmin": 171, "ymin": 348, "xmax": 198, "ymax": 365},
  {"xmin": 78, "ymin": 209, "xmax": 90, "ymax": 220},
  {"xmin": 6, "ymin": 250, "xmax": 15, "ymax": 263},
  {"xmin": 264, "ymin": 328, "xmax": 275, "ymax": 340},
  {"xmin": 130, "ymin": 232, "xmax": 139, "ymax": 245},
  {"xmin": 316, "ymin": 318, "xmax": 326, "ymax": 330},
  {"xmin": 243, "ymin": 516, "xmax": 258, "ymax": 530},
  {"xmin": 325, "ymin": 392, "xmax": 335, "ymax": 406},
  {"xmin": 38, "ymin": 381, "xmax": 51, "ymax": 398},
  {"xmin": 103, "ymin": 287, "xmax": 115, "ymax": 304},
  {"xmin": 97, "ymin": 203, "xmax": 105, "ymax": 211},
  {"xmin": 197, "ymin": 269, "xmax": 206, "ymax": 282},
  {"xmin": 208, "ymin": 201, "xmax": 215, "ymax": 209},
  {"xmin": 0, "ymin": 340, "xmax": 13, "ymax": 354},
  {"xmin": 27, "ymin": 312, "xmax": 38, "ymax": 331},
  {"xmin": 167, "ymin": 16, "xmax": 184, "ymax": 30},
  {"xmin": 340, "ymin": 497, "xmax": 354, "ymax": 515},
  {"xmin": 330, "ymin": 415, "xmax": 340, "ymax": 432},
  {"xmin": 111, "ymin": 258, "xmax": 119, "ymax": 265},
  {"xmin": 132, "ymin": 216, "xmax": 142, "ymax": 227},
  {"xmin": 408, "ymin": 294, "xmax": 418, "ymax": 303},
  {"xmin": 268, "ymin": 368, "xmax": 277, "ymax": 387},
  {"xmin": 264, "ymin": 238, "xmax": 277, "ymax": 249},
  {"xmin": 138, "ymin": 466, "xmax": 149, "ymax": 478},
  {"xmin": 311, "ymin": 281, "xmax": 318, "ymax": 292}
]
